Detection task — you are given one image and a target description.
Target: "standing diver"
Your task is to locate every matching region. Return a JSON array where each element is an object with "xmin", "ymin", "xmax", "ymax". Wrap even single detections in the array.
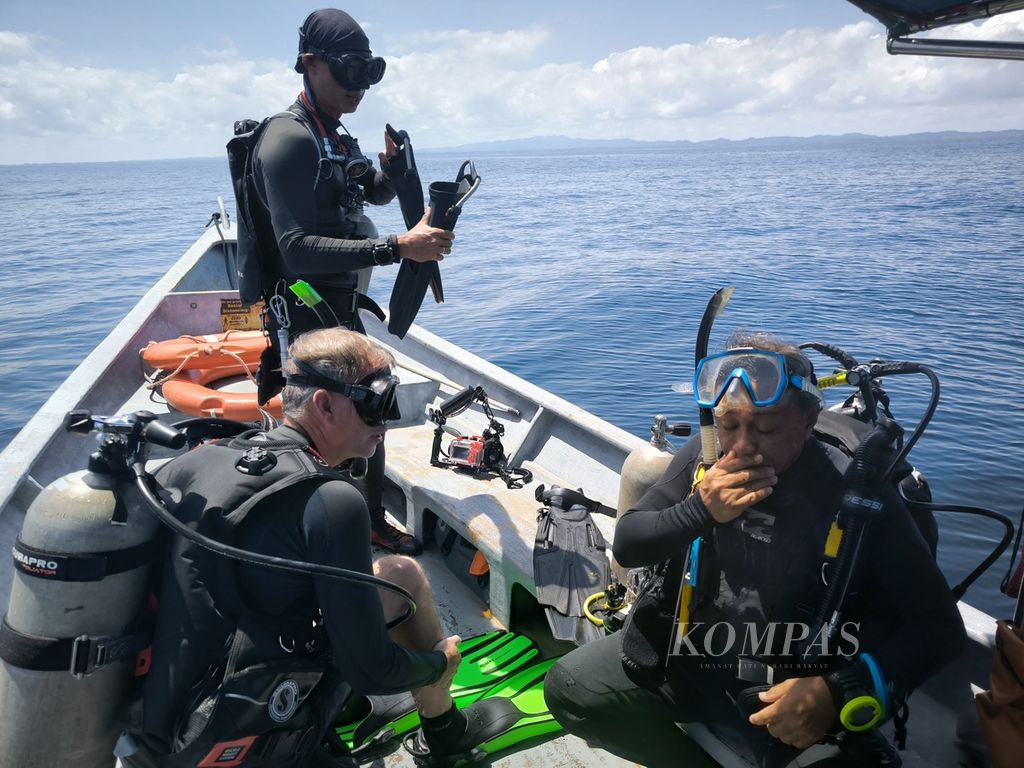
[
  {"xmin": 245, "ymin": 8, "xmax": 454, "ymax": 555},
  {"xmin": 544, "ymin": 332, "xmax": 966, "ymax": 767}
]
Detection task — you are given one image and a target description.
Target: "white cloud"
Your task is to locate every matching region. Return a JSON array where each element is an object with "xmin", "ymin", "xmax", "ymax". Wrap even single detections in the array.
[
  {"xmin": 387, "ymin": 26, "xmax": 550, "ymax": 59},
  {"xmin": 1, "ymin": 17, "xmax": 1023, "ymax": 164}
]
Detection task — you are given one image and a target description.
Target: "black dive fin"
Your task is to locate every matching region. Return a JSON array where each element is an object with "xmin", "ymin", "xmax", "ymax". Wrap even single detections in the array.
[
  {"xmin": 385, "ymin": 123, "xmax": 424, "ymax": 229},
  {"xmin": 385, "ymin": 123, "xmax": 444, "ymax": 339},
  {"xmin": 389, "ymin": 259, "xmax": 443, "ymax": 339},
  {"xmin": 533, "ymin": 488, "xmax": 610, "ymax": 646}
]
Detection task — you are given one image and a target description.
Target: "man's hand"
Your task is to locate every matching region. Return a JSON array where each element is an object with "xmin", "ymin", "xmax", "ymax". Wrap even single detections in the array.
[
  {"xmin": 698, "ymin": 450, "xmax": 777, "ymax": 524},
  {"xmin": 379, "ymin": 130, "xmax": 399, "ymax": 168},
  {"xmin": 747, "ymin": 676, "xmax": 837, "ymax": 749},
  {"xmin": 397, "ymin": 210, "xmax": 454, "ymax": 263},
  {"xmin": 431, "ymin": 634, "xmax": 462, "ymax": 690}
]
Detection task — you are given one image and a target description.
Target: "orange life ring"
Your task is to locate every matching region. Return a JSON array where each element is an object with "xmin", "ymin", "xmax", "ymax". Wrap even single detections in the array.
[
  {"xmin": 141, "ymin": 330, "xmax": 269, "ymax": 372},
  {"xmin": 161, "ymin": 363, "xmax": 283, "ymax": 421}
]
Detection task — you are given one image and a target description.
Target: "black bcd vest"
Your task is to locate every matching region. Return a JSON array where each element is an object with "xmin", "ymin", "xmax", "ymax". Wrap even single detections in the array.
[{"xmin": 126, "ymin": 432, "xmax": 348, "ymax": 768}]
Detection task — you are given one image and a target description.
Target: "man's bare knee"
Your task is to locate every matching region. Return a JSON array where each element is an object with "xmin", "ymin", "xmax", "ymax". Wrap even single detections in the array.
[
  {"xmin": 374, "ymin": 555, "xmax": 428, "ymax": 619},
  {"xmin": 374, "ymin": 554, "xmax": 427, "ymax": 590}
]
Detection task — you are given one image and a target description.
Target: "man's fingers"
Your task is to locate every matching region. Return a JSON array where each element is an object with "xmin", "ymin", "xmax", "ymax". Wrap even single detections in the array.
[
  {"xmin": 748, "ymin": 699, "xmax": 781, "ymax": 726},
  {"xmin": 737, "ymin": 487, "xmax": 773, "ymax": 507},
  {"xmin": 745, "ymin": 474, "xmax": 778, "ymax": 491},
  {"xmin": 717, "ymin": 452, "xmax": 765, "ymax": 472},
  {"xmin": 727, "ymin": 467, "xmax": 775, "ymax": 486}
]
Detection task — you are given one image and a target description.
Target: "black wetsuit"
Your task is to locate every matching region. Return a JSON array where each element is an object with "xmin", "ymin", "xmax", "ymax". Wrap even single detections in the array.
[
  {"xmin": 545, "ymin": 435, "xmax": 965, "ymax": 768},
  {"xmin": 252, "ymin": 95, "xmax": 397, "ymax": 511},
  {"xmin": 233, "ymin": 426, "xmax": 444, "ymax": 692},
  {"xmin": 253, "ymin": 94, "xmax": 396, "ymax": 337},
  {"xmin": 130, "ymin": 426, "xmax": 444, "ymax": 767}
]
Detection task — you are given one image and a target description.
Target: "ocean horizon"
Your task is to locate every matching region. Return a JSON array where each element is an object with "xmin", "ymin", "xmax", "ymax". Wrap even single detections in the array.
[{"xmin": 3, "ymin": 127, "xmax": 1021, "ymax": 167}]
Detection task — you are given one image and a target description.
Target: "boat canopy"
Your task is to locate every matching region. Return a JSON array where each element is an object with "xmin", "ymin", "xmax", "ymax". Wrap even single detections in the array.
[{"xmin": 847, "ymin": 0, "xmax": 1024, "ymax": 59}]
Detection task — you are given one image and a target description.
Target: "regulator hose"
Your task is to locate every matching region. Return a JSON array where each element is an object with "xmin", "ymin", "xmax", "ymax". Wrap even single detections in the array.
[
  {"xmin": 803, "ymin": 418, "xmax": 900, "ymax": 660},
  {"xmin": 130, "ymin": 462, "xmax": 416, "ymax": 629},
  {"xmin": 912, "ymin": 500, "xmax": 1015, "ymax": 600}
]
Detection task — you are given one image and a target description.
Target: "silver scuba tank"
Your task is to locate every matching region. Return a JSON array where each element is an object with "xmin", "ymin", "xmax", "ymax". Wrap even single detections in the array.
[
  {"xmin": 0, "ymin": 416, "xmax": 164, "ymax": 768},
  {"xmin": 612, "ymin": 415, "xmax": 679, "ymax": 584},
  {"xmin": 350, "ymin": 211, "xmax": 378, "ymax": 295}
]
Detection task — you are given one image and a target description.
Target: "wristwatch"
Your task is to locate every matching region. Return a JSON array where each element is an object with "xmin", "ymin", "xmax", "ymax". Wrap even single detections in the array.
[{"xmin": 371, "ymin": 237, "xmax": 401, "ymax": 266}]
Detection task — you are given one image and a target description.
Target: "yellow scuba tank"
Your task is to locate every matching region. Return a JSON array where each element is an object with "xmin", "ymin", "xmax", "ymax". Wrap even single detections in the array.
[
  {"xmin": 612, "ymin": 416, "xmax": 688, "ymax": 583},
  {"xmin": 0, "ymin": 412, "xmax": 170, "ymax": 768}
]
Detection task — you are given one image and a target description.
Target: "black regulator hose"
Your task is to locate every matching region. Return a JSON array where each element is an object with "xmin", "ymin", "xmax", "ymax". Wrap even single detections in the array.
[
  {"xmin": 130, "ymin": 462, "xmax": 416, "ymax": 629},
  {"xmin": 799, "ymin": 341, "xmax": 860, "ymax": 371},
  {"xmin": 866, "ymin": 362, "xmax": 940, "ymax": 479},
  {"xmin": 912, "ymin": 500, "xmax": 1015, "ymax": 600},
  {"xmin": 803, "ymin": 418, "xmax": 901, "ymax": 660}
]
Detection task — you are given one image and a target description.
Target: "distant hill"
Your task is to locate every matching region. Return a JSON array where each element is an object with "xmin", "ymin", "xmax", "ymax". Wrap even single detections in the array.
[{"xmin": 428, "ymin": 129, "xmax": 1024, "ymax": 154}]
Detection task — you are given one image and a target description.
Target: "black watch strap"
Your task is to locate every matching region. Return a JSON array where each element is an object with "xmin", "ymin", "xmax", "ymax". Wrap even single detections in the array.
[{"xmin": 371, "ymin": 241, "xmax": 393, "ymax": 266}]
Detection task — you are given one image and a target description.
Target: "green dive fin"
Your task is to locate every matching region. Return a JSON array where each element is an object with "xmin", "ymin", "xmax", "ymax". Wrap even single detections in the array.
[
  {"xmin": 402, "ymin": 657, "xmax": 564, "ymax": 767},
  {"xmin": 334, "ymin": 630, "xmax": 541, "ymax": 753},
  {"xmin": 472, "ymin": 657, "xmax": 563, "ymax": 756}
]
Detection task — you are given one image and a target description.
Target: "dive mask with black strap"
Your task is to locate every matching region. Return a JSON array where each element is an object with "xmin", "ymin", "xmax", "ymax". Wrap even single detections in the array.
[
  {"xmin": 317, "ymin": 50, "xmax": 386, "ymax": 90},
  {"xmin": 287, "ymin": 361, "xmax": 401, "ymax": 426}
]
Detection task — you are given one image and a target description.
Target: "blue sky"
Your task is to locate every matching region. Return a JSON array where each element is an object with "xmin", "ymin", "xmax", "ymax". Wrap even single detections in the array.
[{"xmin": 1, "ymin": 1, "xmax": 1022, "ymax": 163}]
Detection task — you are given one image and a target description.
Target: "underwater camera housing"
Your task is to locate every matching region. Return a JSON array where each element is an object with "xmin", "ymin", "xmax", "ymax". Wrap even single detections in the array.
[
  {"xmin": 428, "ymin": 386, "xmax": 506, "ymax": 473},
  {"xmin": 447, "ymin": 432, "xmax": 505, "ymax": 471},
  {"xmin": 427, "ymin": 385, "xmax": 532, "ymax": 488}
]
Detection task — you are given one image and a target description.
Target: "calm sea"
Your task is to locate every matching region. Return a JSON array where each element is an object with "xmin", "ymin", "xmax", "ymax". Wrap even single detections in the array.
[{"xmin": 1, "ymin": 134, "xmax": 1022, "ymax": 616}]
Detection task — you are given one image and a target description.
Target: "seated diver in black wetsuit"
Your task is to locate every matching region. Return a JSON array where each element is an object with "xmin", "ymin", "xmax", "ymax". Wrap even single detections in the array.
[
  {"xmin": 544, "ymin": 333, "xmax": 966, "ymax": 768},
  {"xmin": 123, "ymin": 329, "xmax": 503, "ymax": 767},
  {"xmin": 250, "ymin": 9, "xmax": 454, "ymax": 555}
]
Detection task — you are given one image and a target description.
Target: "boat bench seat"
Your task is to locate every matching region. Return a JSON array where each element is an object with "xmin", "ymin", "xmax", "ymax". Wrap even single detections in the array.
[{"xmin": 384, "ymin": 370, "xmax": 619, "ymax": 626}]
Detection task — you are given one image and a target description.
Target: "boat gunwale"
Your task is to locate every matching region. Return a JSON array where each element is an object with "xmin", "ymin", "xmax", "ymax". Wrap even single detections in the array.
[{"xmin": 0, "ymin": 225, "xmax": 227, "ymax": 516}]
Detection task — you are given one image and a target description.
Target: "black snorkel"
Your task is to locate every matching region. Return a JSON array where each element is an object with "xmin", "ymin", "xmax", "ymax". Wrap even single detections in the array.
[
  {"xmin": 695, "ymin": 286, "xmax": 735, "ymax": 467},
  {"xmin": 670, "ymin": 287, "xmax": 734, "ymax": 651}
]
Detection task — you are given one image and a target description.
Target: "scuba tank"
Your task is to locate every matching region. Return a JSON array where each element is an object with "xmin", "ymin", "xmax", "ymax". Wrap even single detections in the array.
[
  {"xmin": 349, "ymin": 211, "xmax": 377, "ymax": 296},
  {"xmin": 0, "ymin": 412, "xmax": 175, "ymax": 768},
  {"xmin": 612, "ymin": 416, "xmax": 689, "ymax": 583}
]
